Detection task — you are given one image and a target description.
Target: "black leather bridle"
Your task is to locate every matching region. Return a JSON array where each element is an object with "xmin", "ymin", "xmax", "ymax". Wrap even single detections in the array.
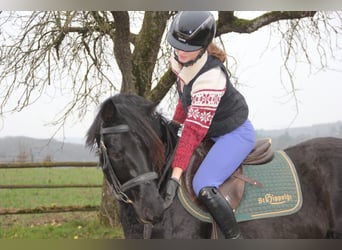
[
  {"xmin": 98, "ymin": 118, "xmax": 177, "ymax": 239},
  {"xmin": 99, "ymin": 124, "xmax": 159, "ymax": 204}
]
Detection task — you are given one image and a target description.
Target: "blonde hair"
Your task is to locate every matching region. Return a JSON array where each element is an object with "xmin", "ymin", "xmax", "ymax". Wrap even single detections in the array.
[{"xmin": 207, "ymin": 43, "xmax": 227, "ymax": 63}]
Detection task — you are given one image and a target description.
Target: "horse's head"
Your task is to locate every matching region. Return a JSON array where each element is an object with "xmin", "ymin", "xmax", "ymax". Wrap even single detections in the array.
[{"xmin": 86, "ymin": 94, "xmax": 169, "ymax": 224}]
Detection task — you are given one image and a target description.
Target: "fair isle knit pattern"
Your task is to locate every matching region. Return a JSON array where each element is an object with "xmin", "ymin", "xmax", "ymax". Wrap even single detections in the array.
[
  {"xmin": 172, "ymin": 87, "xmax": 225, "ymax": 171},
  {"xmin": 188, "ymin": 89, "xmax": 225, "ymax": 128}
]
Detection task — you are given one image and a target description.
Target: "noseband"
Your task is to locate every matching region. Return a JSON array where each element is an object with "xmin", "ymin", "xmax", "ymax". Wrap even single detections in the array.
[{"xmin": 99, "ymin": 124, "xmax": 159, "ymax": 204}]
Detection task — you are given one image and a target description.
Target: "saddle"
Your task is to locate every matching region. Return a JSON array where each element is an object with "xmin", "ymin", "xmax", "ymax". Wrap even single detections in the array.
[{"xmin": 181, "ymin": 138, "xmax": 274, "ymax": 212}]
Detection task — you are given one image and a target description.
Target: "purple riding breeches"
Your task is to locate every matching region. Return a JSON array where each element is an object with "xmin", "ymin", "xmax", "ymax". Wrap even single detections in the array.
[{"xmin": 192, "ymin": 119, "xmax": 256, "ymax": 196}]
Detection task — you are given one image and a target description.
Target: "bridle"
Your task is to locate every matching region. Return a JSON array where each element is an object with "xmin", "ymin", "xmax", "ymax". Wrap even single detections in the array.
[
  {"xmin": 98, "ymin": 117, "xmax": 177, "ymax": 239},
  {"xmin": 99, "ymin": 124, "xmax": 159, "ymax": 204}
]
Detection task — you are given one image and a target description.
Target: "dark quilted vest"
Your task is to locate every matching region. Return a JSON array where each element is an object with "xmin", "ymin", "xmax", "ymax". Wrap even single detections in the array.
[{"xmin": 178, "ymin": 55, "xmax": 249, "ymax": 137}]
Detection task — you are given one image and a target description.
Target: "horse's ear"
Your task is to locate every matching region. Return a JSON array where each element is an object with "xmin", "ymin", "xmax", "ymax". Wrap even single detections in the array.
[{"xmin": 101, "ymin": 99, "xmax": 117, "ymax": 123}]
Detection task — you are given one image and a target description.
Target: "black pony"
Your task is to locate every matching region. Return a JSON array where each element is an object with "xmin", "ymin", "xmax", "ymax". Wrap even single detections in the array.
[{"xmin": 86, "ymin": 93, "xmax": 342, "ymax": 239}]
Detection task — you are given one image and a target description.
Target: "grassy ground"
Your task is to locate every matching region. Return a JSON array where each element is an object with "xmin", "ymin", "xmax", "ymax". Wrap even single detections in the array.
[
  {"xmin": 0, "ymin": 212, "xmax": 124, "ymax": 239},
  {"xmin": 0, "ymin": 166, "xmax": 124, "ymax": 239}
]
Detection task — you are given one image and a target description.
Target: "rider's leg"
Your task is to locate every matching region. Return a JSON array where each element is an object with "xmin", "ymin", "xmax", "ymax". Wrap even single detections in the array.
[
  {"xmin": 198, "ymin": 186, "xmax": 242, "ymax": 239},
  {"xmin": 192, "ymin": 119, "xmax": 255, "ymax": 239}
]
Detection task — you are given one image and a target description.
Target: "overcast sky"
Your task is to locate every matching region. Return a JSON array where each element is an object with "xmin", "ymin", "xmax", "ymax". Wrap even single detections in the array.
[{"xmin": 1, "ymin": 11, "xmax": 342, "ymax": 141}]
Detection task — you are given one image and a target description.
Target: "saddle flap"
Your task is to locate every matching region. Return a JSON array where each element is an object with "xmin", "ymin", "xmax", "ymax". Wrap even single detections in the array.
[
  {"xmin": 219, "ymin": 167, "xmax": 245, "ymax": 210},
  {"xmin": 181, "ymin": 142, "xmax": 245, "ymax": 211}
]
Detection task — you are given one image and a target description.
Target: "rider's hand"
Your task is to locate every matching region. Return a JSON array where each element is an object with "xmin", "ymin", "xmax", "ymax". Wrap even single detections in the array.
[{"xmin": 163, "ymin": 177, "xmax": 180, "ymax": 209}]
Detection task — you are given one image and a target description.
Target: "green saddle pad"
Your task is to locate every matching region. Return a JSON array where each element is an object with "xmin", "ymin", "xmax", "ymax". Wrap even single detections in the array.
[{"xmin": 178, "ymin": 150, "xmax": 303, "ymax": 222}]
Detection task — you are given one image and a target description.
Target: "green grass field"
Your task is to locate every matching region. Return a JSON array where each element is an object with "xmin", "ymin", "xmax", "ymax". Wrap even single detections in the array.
[
  {"xmin": 0, "ymin": 167, "xmax": 102, "ymax": 208},
  {"xmin": 0, "ymin": 166, "xmax": 124, "ymax": 239}
]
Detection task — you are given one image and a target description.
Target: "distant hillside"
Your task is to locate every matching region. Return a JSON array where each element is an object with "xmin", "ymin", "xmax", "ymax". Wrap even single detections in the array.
[
  {"xmin": 1, "ymin": 121, "xmax": 342, "ymax": 162},
  {"xmin": 256, "ymin": 121, "xmax": 342, "ymax": 150},
  {"xmin": 0, "ymin": 136, "xmax": 97, "ymax": 163}
]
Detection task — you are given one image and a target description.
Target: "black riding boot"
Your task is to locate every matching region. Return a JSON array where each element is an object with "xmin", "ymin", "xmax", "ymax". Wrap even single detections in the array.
[{"xmin": 198, "ymin": 186, "xmax": 242, "ymax": 239}]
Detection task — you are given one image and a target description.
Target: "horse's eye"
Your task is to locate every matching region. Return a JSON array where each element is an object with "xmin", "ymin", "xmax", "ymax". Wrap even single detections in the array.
[
  {"xmin": 106, "ymin": 146, "xmax": 123, "ymax": 160},
  {"xmin": 110, "ymin": 151, "xmax": 123, "ymax": 161}
]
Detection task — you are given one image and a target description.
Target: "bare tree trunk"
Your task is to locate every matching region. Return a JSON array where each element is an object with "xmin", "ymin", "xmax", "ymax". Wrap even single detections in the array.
[{"xmin": 98, "ymin": 179, "xmax": 121, "ymax": 228}]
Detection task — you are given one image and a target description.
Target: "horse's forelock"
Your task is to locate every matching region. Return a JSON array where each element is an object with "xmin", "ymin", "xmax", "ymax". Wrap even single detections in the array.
[
  {"xmin": 109, "ymin": 94, "xmax": 165, "ymax": 173},
  {"xmin": 86, "ymin": 97, "xmax": 117, "ymax": 151},
  {"xmin": 118, "ymin": 105, "xmax": 164, "ymax": 172},
  {"xmin": 86, "ymin": 111, "xmax": 102, "ymax": 151}
]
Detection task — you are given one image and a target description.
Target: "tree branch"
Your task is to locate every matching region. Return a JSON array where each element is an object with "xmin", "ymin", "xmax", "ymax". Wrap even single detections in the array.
[
  {"xmin": 147, "ymin": 68, "xmax": 176, "ymax": 102},
  {"xmin": 217, "ymin": 11, "xmax": 316, "ymax": 35},
  {"xmin": 132, "ymin": 11, "xmax": 171, "ymax": 96},
  {"xmin": 110, "ymin": 11, "xmax": 135, "ymax": 94}
]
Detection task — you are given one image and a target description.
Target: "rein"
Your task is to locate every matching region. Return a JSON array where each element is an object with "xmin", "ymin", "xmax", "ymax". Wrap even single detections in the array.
[{"xmin": 157, "ymin": 118, "xmax": 178, "ymax": 189}]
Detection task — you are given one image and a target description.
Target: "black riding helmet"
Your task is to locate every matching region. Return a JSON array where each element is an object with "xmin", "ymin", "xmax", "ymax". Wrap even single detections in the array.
[{"xmin": 167, "ymin": 11, "xmax": 216, "ymax": 52}]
